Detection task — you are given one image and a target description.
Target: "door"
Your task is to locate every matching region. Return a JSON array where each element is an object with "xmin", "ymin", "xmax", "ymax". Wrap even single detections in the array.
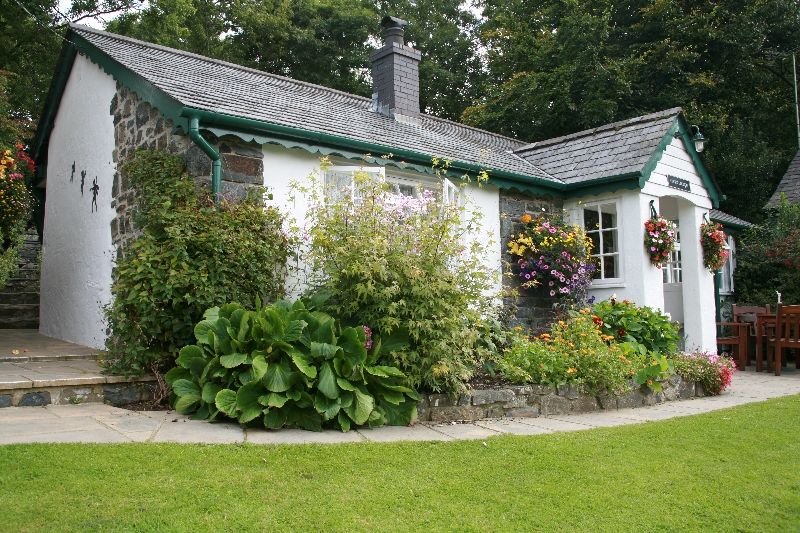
[{"xmin": 662, "ymin": 225, "xmax": 684, "ymax": 324}]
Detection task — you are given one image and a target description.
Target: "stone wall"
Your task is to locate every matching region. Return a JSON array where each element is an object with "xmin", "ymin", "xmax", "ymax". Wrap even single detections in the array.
[
  {"xmin": 499, "ymin": 188, "xmax": 564, "ymax": 331},
  {"xmin": 417, "ymin": 374, "xmax": 702, "ymax": 422},
  {"xmin": 109, "ymin": 83, "xmax": 265, "ymax": 257}
]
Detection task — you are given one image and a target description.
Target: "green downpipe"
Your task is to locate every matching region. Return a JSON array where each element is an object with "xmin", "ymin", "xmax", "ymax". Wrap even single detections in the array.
[{"xmin": 188, "ymin": 115, "xmax": 222, "ymax": 203}]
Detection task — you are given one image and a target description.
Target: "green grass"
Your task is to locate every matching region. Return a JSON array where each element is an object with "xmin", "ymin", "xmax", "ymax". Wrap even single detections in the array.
[{"xmin": 2, "ymin": 396, "xmax": 800, "ymax": 533}]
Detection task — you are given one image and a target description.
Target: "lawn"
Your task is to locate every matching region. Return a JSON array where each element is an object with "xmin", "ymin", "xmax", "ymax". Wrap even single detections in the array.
[{"xmin": 1, "ymin": 396, "xmax": 799, "ymax": 533}]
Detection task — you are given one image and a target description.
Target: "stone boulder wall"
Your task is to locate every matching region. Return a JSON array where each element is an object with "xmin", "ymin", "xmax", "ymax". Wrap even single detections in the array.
[{"xmin": 416, "ymin": 374, "xmax": 702, "ymax": 423}]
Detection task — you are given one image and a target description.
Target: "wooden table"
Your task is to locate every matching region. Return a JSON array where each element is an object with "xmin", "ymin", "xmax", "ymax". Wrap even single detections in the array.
[{"xmin": 755, "ymin": 313, "xmax": 776, "ymax": 372}]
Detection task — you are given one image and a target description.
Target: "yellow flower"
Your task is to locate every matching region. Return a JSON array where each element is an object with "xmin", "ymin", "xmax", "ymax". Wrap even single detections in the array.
[{"xmin": 567, "ymin": 368, "xmax": 578, "ymax": 373}]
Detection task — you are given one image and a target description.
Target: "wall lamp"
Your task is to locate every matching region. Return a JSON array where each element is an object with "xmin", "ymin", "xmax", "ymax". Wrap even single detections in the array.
[
  {"xmin": 675, "ymin": 125, "xmax": 706, "ymax": 152},
  {"xmin": 689, "ymin": 125, "xmax": 706, "ymax": 153}
]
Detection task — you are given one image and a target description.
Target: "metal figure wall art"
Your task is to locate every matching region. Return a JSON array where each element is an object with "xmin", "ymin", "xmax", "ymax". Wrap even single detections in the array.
[
  {"xmin": 80, "ymin": 170, "xmax": 86, "ymax": 196},
  {"xmin": 70, "ymin": 161, "xmax": 75, "ymax": 182},
  {"xmin": 90, "ymin": 178, "xmax": 100, "ymax": 213}
]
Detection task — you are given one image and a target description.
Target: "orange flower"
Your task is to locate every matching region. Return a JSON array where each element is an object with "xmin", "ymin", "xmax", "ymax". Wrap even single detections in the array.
[{"xmin": 521, "ymin": 214, "xmax": 532, "ymax": 223}]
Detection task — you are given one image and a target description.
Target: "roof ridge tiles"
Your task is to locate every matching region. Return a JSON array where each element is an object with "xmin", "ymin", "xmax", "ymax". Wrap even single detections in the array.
[
  {"xmin": 514, "ymin": 107, "xmax": 683, "ymax": 153},
  {"xmin": 69, "ymin": 23, "xmax": 374, "ymax": 107}
]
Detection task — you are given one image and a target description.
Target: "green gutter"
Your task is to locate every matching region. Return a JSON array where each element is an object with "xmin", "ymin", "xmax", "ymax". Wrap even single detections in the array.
[
  {"xmin": 187, "ymin": 115, "xmax": 222, "ymax": 202},
  {"xmin": 178, "ymin": 107, "xmax": 566, "ymax": 195}
]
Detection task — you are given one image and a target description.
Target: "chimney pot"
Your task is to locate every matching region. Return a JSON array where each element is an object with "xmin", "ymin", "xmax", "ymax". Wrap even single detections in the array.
[{"xmin": 371, "ymin": 15, "xmax": 421, "ymax": 121}]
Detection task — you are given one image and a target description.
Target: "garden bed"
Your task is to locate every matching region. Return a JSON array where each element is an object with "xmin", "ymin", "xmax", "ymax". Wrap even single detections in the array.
[{"xmin": 417, "ymin": 374, "xmax": 706, "ymax": 422}]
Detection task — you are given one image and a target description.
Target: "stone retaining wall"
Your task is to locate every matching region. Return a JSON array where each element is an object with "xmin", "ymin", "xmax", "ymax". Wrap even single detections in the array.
[
  {"xmin": 416, "ymin": 374, "xmax": 705, "ymax": 422},
  {"xmin": 0, "ymin": 382, "xmax": 152, "ymax": 408}
]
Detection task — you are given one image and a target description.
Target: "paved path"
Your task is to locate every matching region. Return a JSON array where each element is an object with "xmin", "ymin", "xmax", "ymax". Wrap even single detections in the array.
[{"xmin": 1, "ymin": 371, "xmax": 798, "ymax": 445}]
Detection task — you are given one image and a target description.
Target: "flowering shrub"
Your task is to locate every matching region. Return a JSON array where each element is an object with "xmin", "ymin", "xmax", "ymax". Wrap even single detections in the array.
[
  {"xmin": 643, "ymin": 216, "xmax": 677, "ymax": 268},
  {"xmin": 734, "ymin": 196, "xmax": 800, "ymax": 306},
  {"xmin": 295, "ymin": 163, "xmax": 497, "ymax": 394},
  {"xmin": 700, "ymin": 221, "xmax": 729, "ymax": 272},
  {"xmin": 591, "ymin": 297, "xmax": 681, "ymax": 354},
  {"xmin": 507, "ymin": 213, "xmax": 596, "ymax": 302},
  {"xmin": 670, "ymin": 350, "xmax": 736, "ymax": 395},
  {"xmin": 0, "ymin": 143, "xmax": 32, "ymax": 237},
  {"xmin": 497, "ymin": 308, "xmax": 638, "ymax": 394},
  {"xmin": 0, "ymin": 142, "xmax": 34, "ymax": 288}
]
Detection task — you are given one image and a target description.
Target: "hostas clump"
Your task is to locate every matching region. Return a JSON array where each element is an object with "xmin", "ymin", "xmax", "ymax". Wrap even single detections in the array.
[{"xmin": 166, "ymin": 296, "xmax": 419, "ymax": 431}]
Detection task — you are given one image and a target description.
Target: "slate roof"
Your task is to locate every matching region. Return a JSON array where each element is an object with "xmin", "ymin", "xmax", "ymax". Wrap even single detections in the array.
[
  {"xmin": 766, "ymin": 150, "xmax": 800, "ymax": 207},
  {"xmin": 710, "ymin": 209, "xmax": 756, "ymax": 229},
  {"xmin": 512, "ymin": 109, "xmax": 682, "ymax": 184},
  {"xmin": 69, "ymin": 24, "xmax": 558, "ymax": 184}
]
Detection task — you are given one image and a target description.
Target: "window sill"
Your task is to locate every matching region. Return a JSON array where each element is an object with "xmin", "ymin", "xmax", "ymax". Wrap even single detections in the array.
[{"xmin": 589, "ymin": 280, "xmax": 626, "ymax": 289}]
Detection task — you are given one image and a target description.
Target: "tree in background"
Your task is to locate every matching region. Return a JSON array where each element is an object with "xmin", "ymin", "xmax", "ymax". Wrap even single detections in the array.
[
  {"xmin": 734, "ymin": 196, "xmax": 800, "ymax": 307},
  {"xmin": 107, "ymin": 0, "xmax": 487, "ymax": 119},
  {"xmin": 465, "ymin": 0, "xmax": 800, "ymax": 223},
  {"xmin": 0, "ymin": 0, "xmax": 139, "ymax": 144}
]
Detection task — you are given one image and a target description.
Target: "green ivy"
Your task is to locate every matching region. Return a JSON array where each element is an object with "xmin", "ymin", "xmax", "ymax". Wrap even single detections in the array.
[
  {"xmin": 167, "ymin": 297, "xmax": 420, "ymax": 431},
  {"xmin": 103, "ymin": 151, "xmax": 289, "ymax": 376}
]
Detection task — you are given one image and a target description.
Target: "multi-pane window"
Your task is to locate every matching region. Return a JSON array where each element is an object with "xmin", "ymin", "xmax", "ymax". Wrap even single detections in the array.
[
  {"xmin": 719, "ymin": 235, "xmax": 736, "ymax": 294},
  {"xmin": 323, "ymin": 165, "xmax": 458, "ymax": 205},
  {"xmin": 663, "ymin": 227, "xmax": 682, "ymax": 284},
  {"xmin": 583, "ymin": 202, "xmax": 620, "ymax": 279},
  {"xmin": 323, "ymin": 166, "xmax": 384, "ymax": 203}
]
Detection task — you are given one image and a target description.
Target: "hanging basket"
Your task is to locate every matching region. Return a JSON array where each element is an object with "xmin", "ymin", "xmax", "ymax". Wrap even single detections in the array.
[
  {"xmin": 644, "ymin": 215, "xmax": 678, "ymax": 269},
  {"xmin": 700, "ymin": 221, "xmax": 729, "ymax": 272}
]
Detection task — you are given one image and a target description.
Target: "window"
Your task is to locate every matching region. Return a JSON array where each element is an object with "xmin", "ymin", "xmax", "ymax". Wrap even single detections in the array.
[
  {"xmin": 663, "ymin": 225, "xmax": 682, "ymax": 284},
  {"xmin": 582, "ymin": 201, "xmax": 621, "ymax": 280},
  {"xmin": 323, "ymin": 165, "xmax": 384, "ymax": 204},
  {"xmin": 719, "ymin": 235, "xmax": 736, "ymax": 294},
  {"xmin": 323, "ymin": 165, "xmax": 458, "ymax": 205}
]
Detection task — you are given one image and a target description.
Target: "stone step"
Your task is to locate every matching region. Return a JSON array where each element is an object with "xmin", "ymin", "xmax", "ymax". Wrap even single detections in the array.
[
  {"xmin": 0, "ymin": 318, "xmax": 40, "ymax": 329},
  {"xmin": 0, "ymin": 353, "xmax": 99, "ymax": 363},
  {"xmin": 12, "ymin": 267, "xmax": 38, "ymax": 280},
  {"xmin": 2, "ymin": 278, "xmax": 39, "ymax": 292},
  {"xmin": 0, "ymin": 360, "xmax": 156, "ymax": 407},
  {"xmin": 0, "ymin": 303, "xmax": 39, "ymax": 317},
  {"xmin": 0, "ymin": 292, "xmax": 39, "ymax": 305}
]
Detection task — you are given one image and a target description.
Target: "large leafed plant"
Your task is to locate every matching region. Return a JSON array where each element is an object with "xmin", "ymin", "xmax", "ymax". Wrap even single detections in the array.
[{"xmin": 167, "ymin": 297, "xmax": 420, "ymax": 431}]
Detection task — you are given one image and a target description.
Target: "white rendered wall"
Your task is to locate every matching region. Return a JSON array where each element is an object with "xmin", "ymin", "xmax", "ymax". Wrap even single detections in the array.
[
  {"xmin": 677, "ymin": 201, "xmax": 717, "ymax": 352},
  {"xmin": 40, "ymin": 54, "xmax": 117, "ymax": 349},
  {"xmin": 565, "ymin": 134, "xmax": 716, "ymax": 352},
  {"xmin": 260, "ymin": 143, "xmax": 321, "ymax": 299},
  {"xmin": 460, "ymin": 182, "xmax": 502, "ymax": 297},
  {"xmin": 565, "ymin": 190, "xmax": 664, "ymax": 310},
  {"xmin": 646, "ymin": 135, "xmax": 715, "ymax": 352},
  {"xmin": 641, "ymin": 136, "xmax": 713, "ymax": 209},
  {"xmin": 260, "ymin": 145, "xmax": 503, "ymax": 299}
]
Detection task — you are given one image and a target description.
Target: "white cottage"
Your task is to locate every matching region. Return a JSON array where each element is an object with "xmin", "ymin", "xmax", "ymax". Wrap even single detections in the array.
[{"xmin": 31, "ymin": 19, "xmax": 730, "ymax": 353}]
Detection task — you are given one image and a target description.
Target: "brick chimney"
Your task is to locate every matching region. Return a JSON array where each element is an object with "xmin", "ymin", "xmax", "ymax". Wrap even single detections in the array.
[{"xmin": 370, "ymin": 16, "xmax": 421, "ymax": 123}]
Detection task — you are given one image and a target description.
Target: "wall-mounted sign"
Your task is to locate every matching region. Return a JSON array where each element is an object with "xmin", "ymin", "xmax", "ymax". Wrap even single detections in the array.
[{"xmin": 667, "ymin": 175, "xmax": 690, "ymax": 192}]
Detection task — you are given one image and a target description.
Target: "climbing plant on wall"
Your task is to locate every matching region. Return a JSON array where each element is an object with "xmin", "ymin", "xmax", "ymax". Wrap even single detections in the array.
[{"xmin": 103, "ymin": 150, "xmax": 290, "ymax": 377}]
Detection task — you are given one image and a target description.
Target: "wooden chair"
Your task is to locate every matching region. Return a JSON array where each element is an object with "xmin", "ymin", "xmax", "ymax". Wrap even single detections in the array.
[
  {"xmin": 731, "ymin": 304, "xmax": 770, "ymax": 368},
  {"xmin": 766, "ymin": 304, "xmax": 800, "ymax": 376},
  {"xmin": 717, "ymin": 319, "xmax": 749, "ymax": 370}
]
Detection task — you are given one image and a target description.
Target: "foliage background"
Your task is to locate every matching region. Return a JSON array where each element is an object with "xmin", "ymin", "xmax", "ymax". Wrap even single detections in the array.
[
  {"xmin": 3, "ymin": 1, "xmax": 796, "ymax": 224},
  {"xmin": 734, "ymin": 196, "xmax": 800, "ymax": 307}
]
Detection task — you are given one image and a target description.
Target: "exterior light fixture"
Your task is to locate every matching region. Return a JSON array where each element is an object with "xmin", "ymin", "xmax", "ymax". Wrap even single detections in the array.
[{"xmin": 689, "ymin": 125, "xmax": 705, "ymax": 153}]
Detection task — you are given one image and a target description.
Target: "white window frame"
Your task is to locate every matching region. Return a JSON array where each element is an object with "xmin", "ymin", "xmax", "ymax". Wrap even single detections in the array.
[
  {"xmin": 322, "ymin": 165, "xmax": 385, "ymax": 204},
  {"xmin": 323, "ymin": 165, "xmax": 459, "ymax": 206},
  {"xmin": 719, "ymin": 235, "xmax": 736, "ymax": 295},
  {"xmin": 579, "ymin": 198, "xmax": 624, "ymax": 286}
]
